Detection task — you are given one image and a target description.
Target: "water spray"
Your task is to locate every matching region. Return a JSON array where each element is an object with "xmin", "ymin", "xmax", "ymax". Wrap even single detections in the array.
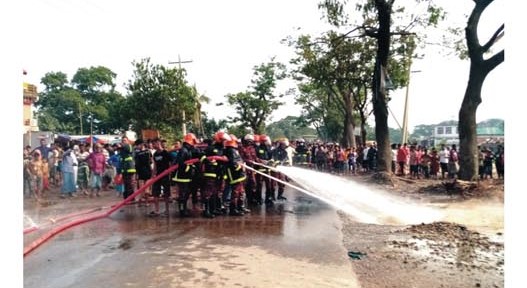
[{"xmin": 247, "ymin": 162, "xmax": 444, "ymax": 225}]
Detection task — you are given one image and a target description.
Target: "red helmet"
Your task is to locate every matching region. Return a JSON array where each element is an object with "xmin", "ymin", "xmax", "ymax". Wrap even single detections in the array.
[
  {"xmin": 214, "ymin": 131, "xmax": 231, "ymax": 143},
  {"xmin": 260, "ymin": 135, "xmax": 271, "ymax": 145},
  {"xmin": 244, "ymin": 134, "xmax": 255, "ymax": 142},
  {"xmin": 183, "ymin": 133, "xmax": 198, "ymax": 146},
  {"xmin": 225, "ymin": 140, "xmax": 238, "ymax": 148},
  {"xmin": 225, "ymin": 134, "xmax": 238, "ymax": 148}
]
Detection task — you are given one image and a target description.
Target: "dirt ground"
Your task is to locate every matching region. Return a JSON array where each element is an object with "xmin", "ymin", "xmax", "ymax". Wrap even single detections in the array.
[{"xmin": 338, "ymin": 173, "xmax": 505, "ymax": 288}]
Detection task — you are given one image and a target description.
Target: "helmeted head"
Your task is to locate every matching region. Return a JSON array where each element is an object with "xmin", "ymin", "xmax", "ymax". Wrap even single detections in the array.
[
  {"xmin": 183, "ymin": 133, "xmax": 198, "ymax": 146},
  {"xmin": 213, "ymin": 130, "xmax": 231, "ymax": 144},
  {"xmin": 225, "ymin": 134, "xmax": 238, "ymax": 148},
  {"xmin": 260, "ymin": 135, "xmax": 271, "ymax": 146},
  {"xmin": 244, "ymin": 134, "xmax": 255, "ymax": 145},
  {"xmin": 279, "ymin": 138, "xmax": 289, "ymax": 148}
]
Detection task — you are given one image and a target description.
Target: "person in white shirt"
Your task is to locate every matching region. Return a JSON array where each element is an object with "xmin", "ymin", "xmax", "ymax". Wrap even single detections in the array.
[
  {"xmin": 61, "ymin": 144, "xmax": 78, "ymax": 198},
  {"xmin": 439, "ymin": 144, "xmax": 450, "ymax": 179},
  {"xmin": 284, "ymin": 139, "xmax": 296, "ymax": 166},
  {"xmin": 391, "ymin": 143, "xmax": 398, "ymax": 174},
  {"xmin": 362, "ymin": 145, "xmax": 370, "ymax": 172}
]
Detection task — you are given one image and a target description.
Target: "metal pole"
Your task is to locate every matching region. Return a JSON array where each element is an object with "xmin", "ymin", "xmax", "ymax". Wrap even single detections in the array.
[
  {"xmin": 91, "ymin": 117, "xmax": 93, "ymax": 151},
  {"xmin": 168, "ymin": 54, "xmax": 193, "ymax": 136},
  {"xmin": 79, "ymin": 103, "xmax": 83, "ymax": 135},
  {"xmin": 401, "ymin": 57, "xmax": 411, "ymax": 145}
]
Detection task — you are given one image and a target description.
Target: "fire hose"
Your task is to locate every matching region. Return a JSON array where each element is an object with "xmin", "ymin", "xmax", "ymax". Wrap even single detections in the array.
[
  {"xmin": 24, "ymin": 207, "xmax": 106, "ymax": 235},
  {"xmin": 244, "ymin": 161, "xmax": 340, "ymax": 208},
  {"xmin": 23, "ymin": 155, "xmax": 228, "ymax": 257}
]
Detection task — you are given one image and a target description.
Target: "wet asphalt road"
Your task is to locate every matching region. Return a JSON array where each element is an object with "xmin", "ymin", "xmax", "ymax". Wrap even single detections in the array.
[{"xmin": 24, "ymin": 187, "xmax": 360, "ymax": 288}]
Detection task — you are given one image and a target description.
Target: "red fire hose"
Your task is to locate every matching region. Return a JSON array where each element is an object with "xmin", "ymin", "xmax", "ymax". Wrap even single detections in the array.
[
  {"xmin": 24, "ymin": 155, "xmax": 229, "ymax": 257},
  {"xmin": 24, "ymin": 207, "xmax": 105, "ymax": 235}
]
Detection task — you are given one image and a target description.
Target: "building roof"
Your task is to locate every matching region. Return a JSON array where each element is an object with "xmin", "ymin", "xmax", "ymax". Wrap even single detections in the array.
[{"xmin": 476, "ymin": 126, "xmax": 504, "ymax": 136}]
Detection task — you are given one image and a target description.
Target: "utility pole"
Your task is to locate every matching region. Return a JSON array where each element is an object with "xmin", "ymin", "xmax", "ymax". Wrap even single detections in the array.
[
  {"xmin": 401, "ymin": 64, "xmax": 421, "ymax": 145},
  {"xmin": 168, "ymin": 54, "xmax": 193, "ymax": 136},
  {"xmin": 79, "ymin": 102, "xmax": 83, "ymax": 135}
]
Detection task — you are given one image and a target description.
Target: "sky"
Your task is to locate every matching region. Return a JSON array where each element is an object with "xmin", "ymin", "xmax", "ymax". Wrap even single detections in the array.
[
  {"xmin": 3, "ymin": 1, "xmax": 523, "ymax": 286},
  {"xmin": 14, "ymin": 0, "xmax": 507, "ymax": 131}
]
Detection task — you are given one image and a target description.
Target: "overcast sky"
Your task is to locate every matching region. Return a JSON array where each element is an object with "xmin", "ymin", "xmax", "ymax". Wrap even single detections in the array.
[{"xmin": 17, "ymin": 0, "xmax": 506, "ymax": 130}]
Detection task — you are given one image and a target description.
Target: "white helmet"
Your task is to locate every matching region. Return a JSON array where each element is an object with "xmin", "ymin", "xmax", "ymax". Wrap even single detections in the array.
[{"xmin": 244, "ymin": 134, "xmax": 255, "ymax": 142}]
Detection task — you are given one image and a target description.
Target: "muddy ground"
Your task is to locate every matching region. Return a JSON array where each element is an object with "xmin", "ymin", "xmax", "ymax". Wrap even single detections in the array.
[
  {"xmin": 338, "ymin": 173, "xmax": 505, "ymax": 288},
  {"xmin": 23, "ymin": 171, "xmax": 505, "ymax": 288}
]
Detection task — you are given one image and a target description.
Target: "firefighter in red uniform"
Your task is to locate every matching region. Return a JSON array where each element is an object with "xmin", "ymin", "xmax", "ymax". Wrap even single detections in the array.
[
  {"xmin": 224, "ymin": 135, "xmax": 248, "ymax": 216},
  {"xmin": 271, "ymin": 139, "xmax": 288, "ymax": 201},
  {"xmin": 239, "ymin": 134, "xmax": 259, "ymax": 207},
  {"xmin": 200, "ymin": 132, "xmax": 229, "ymax": 218},
  {"xmin": 254, "ymin": 134, "xmax": 273, "ymax": 206}
]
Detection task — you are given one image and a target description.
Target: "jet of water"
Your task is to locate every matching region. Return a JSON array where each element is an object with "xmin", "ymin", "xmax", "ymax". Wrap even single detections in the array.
[
  {"xmin": 24, "ymin": 214, "xmax": 38, "ymax": 229},
  {"xmin": 276, "ymin": 166, "xmax": 444, "ymax": 225}
]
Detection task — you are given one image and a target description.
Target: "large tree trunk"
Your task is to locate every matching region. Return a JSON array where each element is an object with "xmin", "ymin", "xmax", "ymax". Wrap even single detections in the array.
[
  {"xmin": 458, "ymin": 68, "xmax": 485, "ymax": 181},
  {"xmin": 343, "ymin": 92, "xmax": 356, "ymax": 148},
  {"xmin": 458, "ymin": 0, "xmax": 504, "ymax": 181},
  {"xmin": 372, "ymin": 0, "xmax": 392, "ymax": 173}
]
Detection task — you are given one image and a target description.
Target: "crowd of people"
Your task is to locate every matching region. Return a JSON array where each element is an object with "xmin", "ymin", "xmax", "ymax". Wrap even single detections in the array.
[
  {"xmin": 23, "ymin": 134, "xmax": 505, "ymax": 218},
  {"xmin": 294, "ymin": 140, "xmax": 505, "ymax": 181},
  {"xmin": 23, "ymin": 132, "xmax": 295, "ymax": 219}
]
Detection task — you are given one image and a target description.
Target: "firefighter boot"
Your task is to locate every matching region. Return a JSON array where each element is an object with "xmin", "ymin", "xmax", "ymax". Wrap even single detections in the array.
[
  {"xmin": 212, "ymin": 196, "xmax": 224, "ymax": 215},
  {"xmin": 277, "ymin": 188, "xmax": 287, "ymax": 200},
  {"xmin": 179, "ymin": 201, "xmax": 190, "ymax": 218},
  {"xmin": 229, "ymin": 201, "xmax": 243, "ymax": 216},
  {"xmin": 202, "ymin": 200, "xmax": 215, "ymax": 219},
  {"xmin": 238, "ymin": 201, "xmax": 250, "ymax": 214},
  {"xmin": 265, "ymin": 189, "xmax": 274, "ymax": 206}
]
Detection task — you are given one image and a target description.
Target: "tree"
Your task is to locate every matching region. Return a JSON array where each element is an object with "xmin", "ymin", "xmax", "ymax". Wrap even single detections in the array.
[
  {"xmin": 319, "ymin": 0, "xmax": 445, "ymax": 177},
  {"xmin": 288, "ymin": 32, "xmax": 374, "ymax": 148},
  {"xmin": 266, "ymin": 116, "xmax": 317, "ymax": 141},
  {"xmin": 294, "ymin": 82, "xmax": 344, "ymax": 142},
  {"xmin": 200, "ymin": 112, "xmax": 229, "ymax": 139},
  {"xmin": 226, "ymin": 58, "xmax": 286, "ymax": 134},
  {"xmin": 71, "ymin": 66, "xmax": 124, "ymax": 134},
  {"xmin": 457, "ymin": 0, "xmax": 504, "ymax": 181},
  {"xmin": 35, "ymin": 72, "xmax": 84, "ymax": 133},
  {"xmin": 125, "ymin": 58, "xmax": 200, "ymax": 138}
]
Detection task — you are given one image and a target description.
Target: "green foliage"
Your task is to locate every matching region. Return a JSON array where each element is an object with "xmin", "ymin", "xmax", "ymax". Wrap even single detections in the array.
[
  {"xmin": 226, "ymin": 58, "xmax": 286, "ymax": 134},
  {"xmin": 36, "ymin": 71, "xmax": 99, "ymax": 134},
  {"xmin": 71, "ymin": 66, "xmax": 124, "ymax": 134},
  {"xmin": 265, "ymin": 116, "xmax": 317, "ymax": 141},
  {"xmin": 125, "ymin": 58, "xmax": 200, "ymax": 135}
]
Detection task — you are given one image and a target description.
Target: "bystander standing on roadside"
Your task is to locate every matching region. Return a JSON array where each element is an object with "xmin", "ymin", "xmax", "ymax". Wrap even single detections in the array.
[
  {"xmin": 478, "ymin": 146, "xmax": 486, "ymax": 179},
  {"xmin": 447, "ymin": 144, "xmax": 459, "ymax": 179},
  {"xmin": 29, "ymin": 150, "xmax": 44, "ymax": 199},
  {"xmin": 61, "ymin": 144, "xmax": 78, "ymax": 198},
  {"xmin": 391, "ymin": 143, "xmax": 398, "ymax": 174},
  {"xmin": 76, "ymin": 144, "xmax": 90, "ymax": 196},
  {"xmin": 86, "ymin": 143, "xmax": 106, "ymax": 197},
  {"xmin": 439, "ymin": 144, "xmax": 449, "ymax": 179},
  {"xmin": 495, "ymin": 145, "xmax": 504, "ymax": 179},
  {"xmin": 483, "ymin": 148, "xmax": 494, "ymax": 179},
  {"xmin": 420, "ymin": 148, "xmax": 431, "ymax": 179},
  {"xmin": 429, "ymin": 147, "xmax": 440, "ymax": 179},
  {"xmin": 23, "ymin": 147, "xmax": 33, "ymax": 198}
]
